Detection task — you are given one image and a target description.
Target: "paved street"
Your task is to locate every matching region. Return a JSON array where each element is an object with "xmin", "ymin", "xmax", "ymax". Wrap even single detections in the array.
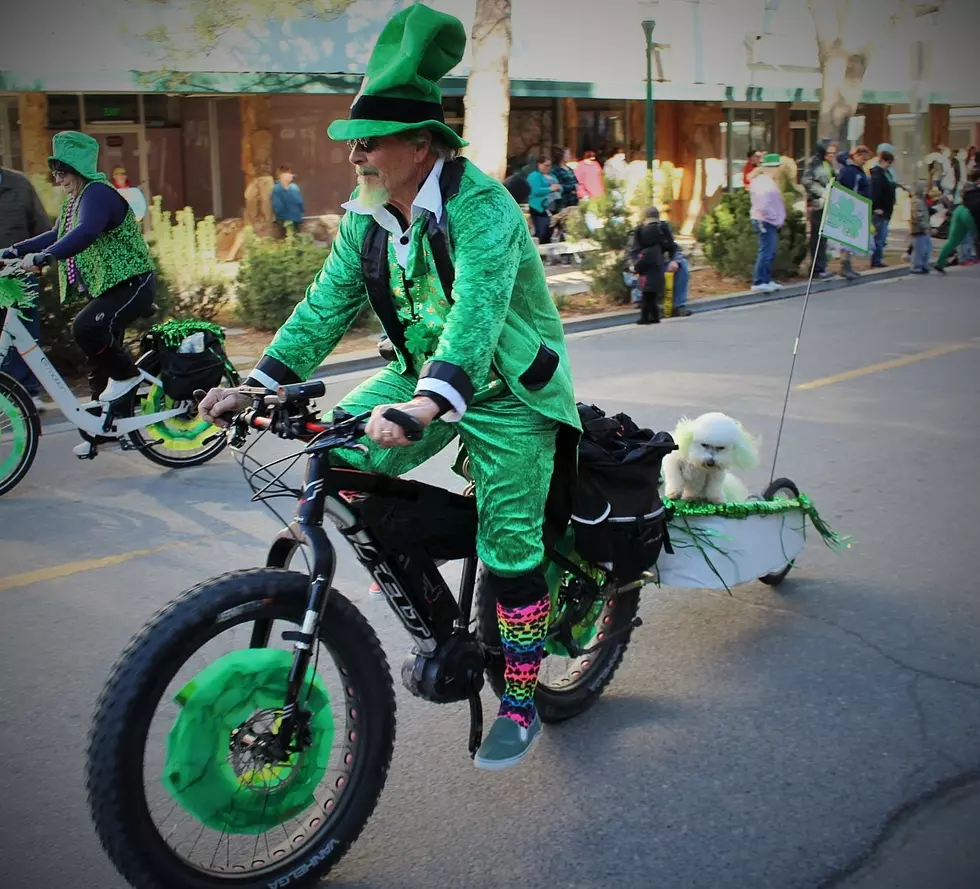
[{"xmin": 1, "ymin": 269, "xmax": 979, "ymax": 889}]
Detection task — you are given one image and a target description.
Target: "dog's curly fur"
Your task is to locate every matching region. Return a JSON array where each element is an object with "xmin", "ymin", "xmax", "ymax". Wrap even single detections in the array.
[{"xmin": 662, "ymin": 412, "xmax": 760, "ymax": 504}]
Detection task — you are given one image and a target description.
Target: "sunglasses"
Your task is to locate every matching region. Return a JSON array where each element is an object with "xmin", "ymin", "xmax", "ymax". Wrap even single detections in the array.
[
  {"xmin": 49, "ymin": 159, "xmax": 77, "ymax": 177},
  {"xmin": 347, "ymin": 138, "xmax": 380, "ymax": 154}
]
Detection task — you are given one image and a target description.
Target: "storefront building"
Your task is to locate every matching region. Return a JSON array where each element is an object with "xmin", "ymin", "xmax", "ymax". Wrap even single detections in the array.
[{"xmin": 1, "ymin": 0, "xmax": 973, "ymax": 225}]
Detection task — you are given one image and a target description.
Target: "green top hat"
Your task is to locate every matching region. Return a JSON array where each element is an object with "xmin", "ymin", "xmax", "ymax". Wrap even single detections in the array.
[
  {"xmin": 761, "ymin": 153, "xmax": 782, "ymax": 167},
  {"xmin": 327, "ymin": 3, "xmax": 468, "ymax": 149},
  {"xmin": 48, "ymin": 131, "xmax": 108, "ymax": 183}
]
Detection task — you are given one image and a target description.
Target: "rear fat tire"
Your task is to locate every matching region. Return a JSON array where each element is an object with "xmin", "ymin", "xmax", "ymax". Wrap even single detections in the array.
[
  {"xmin": 759, "ymin": 477, "xmax": 800, "ymax": 586},
  {"xmin": 86, "ymin": 568, "xmax": 396, "ymax": 889},
  {"xmin": 474, "ymin": 563, "xmax": 640, "ymax": 724},
  {"xmin": 0, "ymin": 372, "xmax": 40, "ymax": 497}
]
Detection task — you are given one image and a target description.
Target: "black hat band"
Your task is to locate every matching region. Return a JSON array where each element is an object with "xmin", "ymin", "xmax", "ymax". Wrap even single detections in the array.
[{"xmin": 350, "ymin": 94, "xmax": 446, "ymax": 125}]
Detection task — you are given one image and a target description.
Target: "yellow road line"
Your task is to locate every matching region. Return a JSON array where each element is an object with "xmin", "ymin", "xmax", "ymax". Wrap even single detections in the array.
[
  {"xmin": 0, "ymin": 530, "xmax": 240, "ymax": 593},
  {"xmin": 796, "ymin": 343, "xmax": 976, "ymax": 391}
]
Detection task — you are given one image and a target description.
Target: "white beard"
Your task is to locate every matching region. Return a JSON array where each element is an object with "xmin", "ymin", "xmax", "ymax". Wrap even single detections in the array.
[{"xmin": 357, "ymin": 176, "xmax": 389, "ymax": 211}]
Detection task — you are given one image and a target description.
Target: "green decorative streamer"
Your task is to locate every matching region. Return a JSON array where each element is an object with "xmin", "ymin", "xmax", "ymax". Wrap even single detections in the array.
[
  {"xmin": 663, "ymin": 493, "xmax": 852, "ymax": 552},
  {"xmin": 0, "ymin": 275, "xmax": 38, "ymax": 314},
  {"xmin": 149, "ymin": 318, "xmax": 226, "ymax": 348}
]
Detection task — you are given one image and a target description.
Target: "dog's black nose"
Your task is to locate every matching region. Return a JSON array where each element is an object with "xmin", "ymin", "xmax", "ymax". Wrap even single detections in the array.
[{"xmin": 703, "ymin": 459, "xmax": 716, "ymax": 467}]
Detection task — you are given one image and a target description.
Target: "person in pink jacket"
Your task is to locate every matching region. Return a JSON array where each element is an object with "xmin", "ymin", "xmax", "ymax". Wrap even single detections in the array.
[
  {"xmin": 749, "ymin": 153, "xmax": 787, "ymax": 293},
  {"xmin": 574, "ymin": 151, "xmax": 605, "ymax": 200}
]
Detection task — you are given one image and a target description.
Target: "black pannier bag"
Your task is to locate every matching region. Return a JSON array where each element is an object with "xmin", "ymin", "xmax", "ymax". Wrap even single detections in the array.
[
  {"xmin": 571, "ymin": 403, "xmax": 677, "ymax": 580},
  {"xmin": 148, "ymin": 329, "xmax": 229, "ymax": 402}
]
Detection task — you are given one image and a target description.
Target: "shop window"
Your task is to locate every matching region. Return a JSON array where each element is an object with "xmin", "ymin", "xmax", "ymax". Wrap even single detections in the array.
[
  {"xmin": 720, "ymin": 107, "xmax": 776, "ymax": 187},
  {"xmin": 47, "ymin": 94, "xmax": 81, "ymax": 131}
]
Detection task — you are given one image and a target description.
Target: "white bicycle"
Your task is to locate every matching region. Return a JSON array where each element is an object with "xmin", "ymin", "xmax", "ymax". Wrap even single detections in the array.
[{"xmin": 0, "ymin": 265, "xmax": 239, "ymax": 497}]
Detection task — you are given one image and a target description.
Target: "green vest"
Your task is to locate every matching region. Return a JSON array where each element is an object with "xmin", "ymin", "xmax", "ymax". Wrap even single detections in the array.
[{"xmin": 57, "ymin": 183, "xmax": 154, "ymax": 303}]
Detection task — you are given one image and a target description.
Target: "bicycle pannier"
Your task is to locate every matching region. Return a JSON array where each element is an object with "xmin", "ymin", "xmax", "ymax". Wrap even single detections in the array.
[
  {"xmin": 151, "ymin": 329, "xmax": 229, "ymax": 402},
  {"xmin": 571, "ymin": 403, "xmax": 677, "ymax": 580}
]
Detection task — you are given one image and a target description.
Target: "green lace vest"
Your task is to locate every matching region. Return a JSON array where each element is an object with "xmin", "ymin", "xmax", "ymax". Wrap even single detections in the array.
[{"xmin": 57, "ymin": 183, "xmax": 154, "ymax": 303}]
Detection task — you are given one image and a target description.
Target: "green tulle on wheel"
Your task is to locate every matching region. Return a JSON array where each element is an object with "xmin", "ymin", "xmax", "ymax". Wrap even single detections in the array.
[
  {"xmin": 162, "ymin": 648, "xmax": 334, "ymax": 835},
  {"xmin": 0, "ymin": 274, "xmax": 38, "ymax": 315}
]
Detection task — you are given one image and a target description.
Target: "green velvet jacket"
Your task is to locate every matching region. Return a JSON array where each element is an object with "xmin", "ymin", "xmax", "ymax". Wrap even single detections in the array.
[{"xmin": 255, "ymin": 159, "xmax": 580, "ymax": 431}]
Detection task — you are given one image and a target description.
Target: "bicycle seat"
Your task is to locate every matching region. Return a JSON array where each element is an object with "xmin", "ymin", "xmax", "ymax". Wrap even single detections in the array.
[{"xmin": 139, "ymin": 303, "xmax": 159, "ymax": 320}]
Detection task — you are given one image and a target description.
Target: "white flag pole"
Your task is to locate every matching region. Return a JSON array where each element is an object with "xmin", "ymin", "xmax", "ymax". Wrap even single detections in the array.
[{"xmin": 768, "ymin": 180, "xmax": 835, "ymax": 485}]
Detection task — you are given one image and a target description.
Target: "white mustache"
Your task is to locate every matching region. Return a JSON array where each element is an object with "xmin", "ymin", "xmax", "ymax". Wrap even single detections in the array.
[{"xmin": 357, "ymin": 168, "xmax": 380, "ymax": 177}]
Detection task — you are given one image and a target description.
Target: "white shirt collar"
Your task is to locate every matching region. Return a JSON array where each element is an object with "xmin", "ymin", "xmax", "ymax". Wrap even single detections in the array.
[{"xmin": 341, "ymin": 156, "xmax": 445, "ymax": 233}]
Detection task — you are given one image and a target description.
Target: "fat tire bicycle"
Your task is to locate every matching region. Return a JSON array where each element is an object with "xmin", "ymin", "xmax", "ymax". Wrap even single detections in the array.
[
  {"xmin": 87, "ymin": 381, "xmax": 646, "ymax": 889},
  {"xmin": 0, "ymin": 267, "xmax": 239, "ymax": 496}
]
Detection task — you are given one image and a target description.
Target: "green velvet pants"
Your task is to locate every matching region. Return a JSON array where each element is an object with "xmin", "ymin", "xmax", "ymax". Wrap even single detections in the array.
[
  {"xmin": 332, "ymin": 366, "xmax": 559, "ymax": 577},
  {"xmin": 936, "ymin": 205, "xmax": 979, "ymax": 270}
]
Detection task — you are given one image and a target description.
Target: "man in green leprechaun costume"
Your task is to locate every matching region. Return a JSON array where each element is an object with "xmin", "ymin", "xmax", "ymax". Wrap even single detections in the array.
[{"xmin": 200, "ymin": 3, "xmax": 580, "ymax": 770}]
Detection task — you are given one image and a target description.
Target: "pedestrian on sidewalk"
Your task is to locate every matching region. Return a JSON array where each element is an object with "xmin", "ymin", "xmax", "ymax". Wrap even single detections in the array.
[
  {"xmin": 935, "ymin": 168, "xmax": 980, "ymax": 274},
  {"xmin": 802, "ymin": 140, "xmax": 834, "ymax": 278},
  {"xmin": 526, "ymin": 155, "xmax": 561, "ymax": 245},
  {"xmin": 743, "ymin": 149, "xmax": 763, "ymax": 188},
  {"xmin": 271, "ymin": 165, "xmax": 304, "ymax": 236},
  {"xmin": 836, "ymin": 145, "xmax": 872, "ymax": 279},
  {"xmin": 632, "ymin": 208, "xmax": 668, "ymax": 324},
  {"xmin": 749, "ymin": 153, "xmax": 786, "ymax": 293},
  {"xmin": 0, "ymin": 166, "xmax": 50, "ymax": 410},
  {"xmin": 574, "ymin": 150, "xmax": 605, "ymax": 201},
  {"xmin": 909, "ymin": 181, "xmax": 933, "ymax": 274},
  {"xmin": 870, "ymin": 149, "xmax": 898, "ymax": 268}
]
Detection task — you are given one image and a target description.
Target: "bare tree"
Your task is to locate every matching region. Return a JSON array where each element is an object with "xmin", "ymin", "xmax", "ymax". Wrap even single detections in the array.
[
  {"xmin": 461, "ymin": 0, "xmax": 513, "ymax": 180},
  {"xmin": 808, "ymin": 0, "xmax": 945, "ymax": 143}
]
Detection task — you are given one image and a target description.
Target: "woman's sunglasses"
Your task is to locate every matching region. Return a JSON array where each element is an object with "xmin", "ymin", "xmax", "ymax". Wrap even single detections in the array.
[
  {"xmin": 347, "ymin": 138, "xmax": 380, "ymax": 154},
  {"xmin": 49, "ymin": 159, "xmax": 77, "ymax": 177}
]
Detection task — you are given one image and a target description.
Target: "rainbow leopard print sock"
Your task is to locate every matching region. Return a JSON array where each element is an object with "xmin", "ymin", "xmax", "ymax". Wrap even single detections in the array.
[{"xmin": 496, "ymin": 594, "xmax": 550, "ymax": 728}]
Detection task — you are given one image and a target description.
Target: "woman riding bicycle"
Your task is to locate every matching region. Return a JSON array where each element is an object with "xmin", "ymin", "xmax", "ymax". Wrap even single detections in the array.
[{"xmin": 0, "ymin": 131, "xmax": 156, "ymax": 457}]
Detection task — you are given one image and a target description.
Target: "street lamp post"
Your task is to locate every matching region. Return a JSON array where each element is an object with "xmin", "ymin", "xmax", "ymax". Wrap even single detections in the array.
[{"xmin": 642, "ymin": 19, "xmax": 656, "ymax": 174}]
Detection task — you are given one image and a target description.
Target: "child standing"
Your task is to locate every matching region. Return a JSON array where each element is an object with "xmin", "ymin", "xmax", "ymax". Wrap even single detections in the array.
[{"xmin": 909, "ymin": 182, "xmax": 932, "ymax": 274}]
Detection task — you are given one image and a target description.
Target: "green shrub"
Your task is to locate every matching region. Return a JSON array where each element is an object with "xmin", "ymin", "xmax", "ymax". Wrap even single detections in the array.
[
  {"xmin": 566, "ymin": 177, "xmax": 633, "ymax": 304},
  {"xmin": 695, "ymin": 189, "xmax": 808, "ymax": 281},
  {"xmin": 235, "ymin": 229, "xmax": 333, "ymax": 331},
  {"xmin": 147, "ymin": 198, "xmax": 229, "ymax": 322}
]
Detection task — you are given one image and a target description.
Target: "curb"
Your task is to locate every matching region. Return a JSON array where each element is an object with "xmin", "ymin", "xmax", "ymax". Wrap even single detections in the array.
[{"xmin": 39, "ymin": 264, "xmax": 910, "ymax": 429}]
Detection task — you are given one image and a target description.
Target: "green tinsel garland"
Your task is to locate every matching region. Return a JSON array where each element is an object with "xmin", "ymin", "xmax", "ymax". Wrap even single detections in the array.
[
  {"xmin": 0, "ymin": 274, "xmax": 38, "ymax": 312},
  {"xmin": 149, "ymin": 318, "xmax": 226, "ymax": 348},
  {"xmin": 663, "ymin": 493, "xmax": 852, "ymax": 552}
]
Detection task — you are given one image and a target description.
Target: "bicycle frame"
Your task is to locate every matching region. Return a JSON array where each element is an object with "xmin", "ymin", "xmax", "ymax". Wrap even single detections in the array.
[{"xmin": 1, "ymin": 305, "xmax": 186, "ymax": 436}]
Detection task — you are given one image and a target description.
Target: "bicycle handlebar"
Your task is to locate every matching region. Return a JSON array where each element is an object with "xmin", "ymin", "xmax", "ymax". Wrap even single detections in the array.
[{"xmin": 194, "ymin": 383, "xmax": 425, "ymax": 446}]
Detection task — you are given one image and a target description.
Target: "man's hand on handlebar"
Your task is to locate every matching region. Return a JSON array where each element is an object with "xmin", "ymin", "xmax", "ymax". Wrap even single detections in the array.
[
  {"xmin": 198, "ymin": 387, "xmax": 251, "ymax": 427},
  {"xmin": 367, "ymin": 397, "xmax": 439, "ymax": 448}
]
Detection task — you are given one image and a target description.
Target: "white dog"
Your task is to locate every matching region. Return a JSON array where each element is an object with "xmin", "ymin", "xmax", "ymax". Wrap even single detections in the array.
[{"xmin": 662, "ymin": 412, "xmax": 760, "ymax": 504}]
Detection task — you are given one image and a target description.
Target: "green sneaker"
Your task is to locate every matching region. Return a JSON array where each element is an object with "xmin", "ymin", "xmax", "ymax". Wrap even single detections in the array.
[{"xmin": 474, "ymin": 714, "xmax": 542, "ymax": 771}]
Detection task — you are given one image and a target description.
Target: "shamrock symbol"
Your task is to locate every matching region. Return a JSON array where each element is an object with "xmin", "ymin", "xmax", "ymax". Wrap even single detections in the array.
[{"xmin": 405, "ymin": 322, "xmax": 437, "ymax": 357}]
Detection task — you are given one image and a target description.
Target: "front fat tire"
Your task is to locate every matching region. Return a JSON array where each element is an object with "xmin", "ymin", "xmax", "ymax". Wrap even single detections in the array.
[
  {"xmin": 0, "ymin": 372, "xmax": 40, "ymax": 497},
  {"xmin": 86, "ymin": 568, "xmax": 396, "ymax": 889},
  {"xmin": 475, "ymin": 564, "xmax": 640, "ymax": 724}
]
